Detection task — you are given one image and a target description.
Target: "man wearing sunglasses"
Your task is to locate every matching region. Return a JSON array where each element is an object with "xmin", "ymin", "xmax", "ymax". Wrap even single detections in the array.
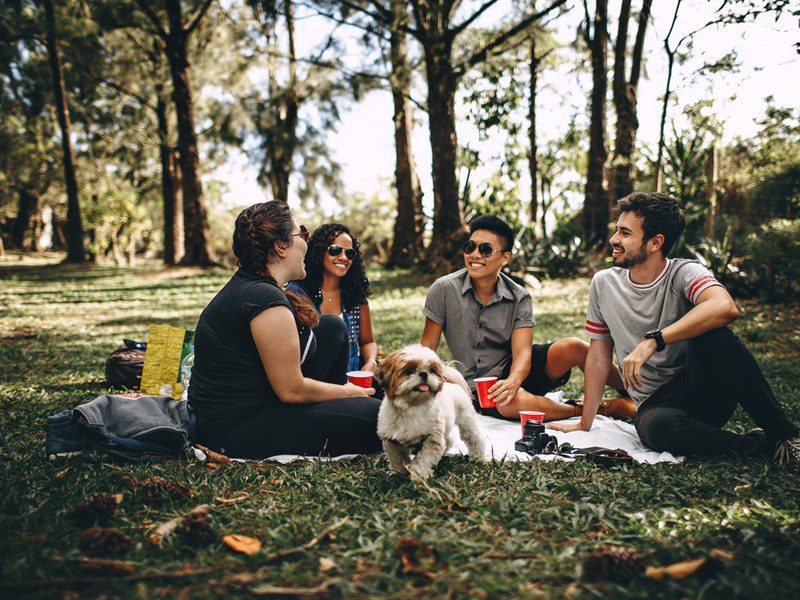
[{"xmin": 420, "ymin": 214, "xmax": 634, "ymax": 422}]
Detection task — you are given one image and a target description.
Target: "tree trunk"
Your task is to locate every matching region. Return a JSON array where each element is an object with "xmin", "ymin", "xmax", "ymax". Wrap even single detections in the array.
[
  {"xmin": 42, "ymin": 0, "xmax": 85, "ymax": 263},
  {"xmin": 654, "ymin": 49, "xmax": 674, "ymax": 193},
  {"xmin": 583, "ymin": 0, "xmax": 610, "ymax": 247},
  {"xmin": 423, "ymin": 40, "xmax": 466, "ymax": 265},
  {"xmin": 266, "ymin": 0, "xmax": 298, "ymax": 202},
  {"xmin": 163, "ymin": 0, "xmax": 214, "ymax": 266},
  {"xmin": 611, "ymin": 0, "xmax": 652, "ymax": 202},
  {"xmin": 704, "ymin": 144, "xmax": 717, "ymax": 238},
  {"xmin": 528, "ymin": 34, "xmax": 539, "ymax": 235},
  {"xmin": 156, "ymin": 87, "xmax": 183, "ymax": 265},
  {"xmin": 387, "ymin": 0, "xmax": 424, "ymax": 268},
  {"xmin": 12, "ymin": 188, "xmax": 37, "ymax": 249}
]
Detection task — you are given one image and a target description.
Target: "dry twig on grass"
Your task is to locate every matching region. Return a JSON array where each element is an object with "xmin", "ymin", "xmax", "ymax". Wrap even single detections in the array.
[
  {"xmin": 246, "ymin": 577, "xmax": 342, "ymax": 597},
  {"xmin": 147, "ymin": 504, "xmax": 211, "ymax": 547}
]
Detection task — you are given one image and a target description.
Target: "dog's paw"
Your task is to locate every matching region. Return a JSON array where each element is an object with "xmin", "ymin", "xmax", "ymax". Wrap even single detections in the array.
[
  {"xmin": 388, "ymin": 463, "xmax": 410, "ymax": 475},
  {"xmin": 408, "ymin": 464, "xmax": 433, "ymax": 482}
]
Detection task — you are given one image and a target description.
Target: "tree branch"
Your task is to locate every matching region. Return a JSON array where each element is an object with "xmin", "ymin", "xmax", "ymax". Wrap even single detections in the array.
[
  {"xmin": 455, "ymin": 0, "xmax": 568, "ymax": 77},
  {"xmin": 449, "ymin": 0, "xmax": 502, "ymax": 38},
  {"xmin": 186, "ymin": 0, "xmax": 215, "ymax": 35},
  {"xmin": 134, "ymin": 0, "xmax": 168, "ymax": 40}
]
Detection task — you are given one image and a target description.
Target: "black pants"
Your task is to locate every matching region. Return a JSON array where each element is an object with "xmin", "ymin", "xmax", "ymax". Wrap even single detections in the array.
[
  {"xmin": 198, "ymin": 315, "xmax": 382, "ymax": 458},
  {"xmin": 635, "ymin": 327, "xmax": 798, "ymax": 457}
]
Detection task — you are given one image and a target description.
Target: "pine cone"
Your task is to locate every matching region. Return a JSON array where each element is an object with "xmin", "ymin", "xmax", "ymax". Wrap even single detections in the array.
[
  {"xmin": 180, "ymin": 510, "xmax": 216, "ymax": 545},
  {"xmin": 582, "ymin": 546, "xmax": 643, "ymax": 583},
  {"xmin": 78, "ymin": 527, "xmax": 133, "ymax": 555},
  {"xmin": 142, "ymin": 476, "xmax": 191, "ymax": 503},
  {"xmin": 69, "ymin": 493, "xmax": 123, "ymax": 526}
]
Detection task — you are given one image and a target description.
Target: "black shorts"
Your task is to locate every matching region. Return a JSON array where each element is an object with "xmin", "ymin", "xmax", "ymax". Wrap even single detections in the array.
[{"xmin": 474, "ymin": 342, "xmax": 572, "ymax": 420}]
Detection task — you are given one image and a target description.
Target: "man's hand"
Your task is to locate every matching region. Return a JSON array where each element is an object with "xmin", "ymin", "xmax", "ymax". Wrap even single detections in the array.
[
  {"xmin": 621, "ymin": 338, "xmax": 657, "ymax": 391},
  {"xmin": 489, "ymin": 377, "xmax": 521, "ymax": 407},
  {"xmin": 547, "ymin": 421, "xmax": 587, "ymax": 433}
]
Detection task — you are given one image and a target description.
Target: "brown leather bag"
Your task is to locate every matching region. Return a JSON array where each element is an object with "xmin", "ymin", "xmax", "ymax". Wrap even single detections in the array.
[{"xmin": 105, "ymin": 345, "xmax": 146, "ymax": 388}]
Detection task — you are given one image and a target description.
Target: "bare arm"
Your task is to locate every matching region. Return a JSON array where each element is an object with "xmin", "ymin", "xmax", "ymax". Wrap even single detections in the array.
[
  {"xmin": 250, "ymin": 306, "xmax": 373, "ymax": 403},
  {"xmin": 358, "ymin": 302, "xmax": 378, "ymax": 372},
  {"xmin": 622, "ymin": 285, "xmax": 738, "ymax": 389},
  {"xmin": 420, "ymin": 318, "xmax": 443, "ymax": 351},
  {"xmin": 493, "ymin": 326, "xmax": 533, "ymax": 406},
  {"xmin": 549, "ymin": 338, "xmax": 613, "ymax": 432}
]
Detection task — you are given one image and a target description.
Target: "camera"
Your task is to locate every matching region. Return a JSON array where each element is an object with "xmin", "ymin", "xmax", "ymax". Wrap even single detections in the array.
[{"xmin": 514, "ymin": 420, "xmax": 558, "ymax": 454}]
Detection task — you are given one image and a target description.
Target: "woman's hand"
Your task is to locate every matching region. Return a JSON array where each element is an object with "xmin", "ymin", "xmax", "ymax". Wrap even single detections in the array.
[
  {"xmin": 361, "ymin": 358, "xmax": 378, "ymax": 373},
  {"xmin": 341, "ymin": 382, "xmax": 375, "ymax": 397}
]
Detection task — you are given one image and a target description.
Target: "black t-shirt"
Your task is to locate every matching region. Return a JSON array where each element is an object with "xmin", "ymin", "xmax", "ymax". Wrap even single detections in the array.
[{"xmin": 189, "ymin": 269, "xmax": 296, "ymax": 421}]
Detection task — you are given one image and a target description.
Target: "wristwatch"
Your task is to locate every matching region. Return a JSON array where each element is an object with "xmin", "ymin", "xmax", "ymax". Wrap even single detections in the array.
[{"xmin": 645, "ymin": 329, "xmax": 666, "ymax": 352}]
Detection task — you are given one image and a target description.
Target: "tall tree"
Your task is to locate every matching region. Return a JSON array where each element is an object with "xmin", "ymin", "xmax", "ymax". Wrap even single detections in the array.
[
  {"xmin": 135, "ymin": 0, "xmax": 215, "ymax": 266},
  {"xmin": 582, "ymin": 0, "xmax": 610, "ymax": 247},
  {"xmin": 341, "ymin": 0, "xmax": 567, "ymax": 266},
  {"xmin": 42, "ymin": 0, "xmax": 85, "ymax": 262},
  {"xmin": 610, "ymin": 0, "xmax": 652, "ymax": 201},
  {"xmin": 654, "ymin": 0, "xmax": 683, "ymax": 193},
  {"xmin": 387, "ymin": 0, "xmax": 423, "ymax": 267}
]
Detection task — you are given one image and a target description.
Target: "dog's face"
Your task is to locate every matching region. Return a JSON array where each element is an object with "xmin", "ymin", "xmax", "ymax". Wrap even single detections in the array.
[{"xmin": 378, "ymin": 345, "xmax": 446, "ymax": 405}]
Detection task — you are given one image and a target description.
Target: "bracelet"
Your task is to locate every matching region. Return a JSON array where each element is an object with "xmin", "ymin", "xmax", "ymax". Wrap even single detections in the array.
[{"xmin": 364, "ymin": 358, "xmax": 377, "ymax": 367}]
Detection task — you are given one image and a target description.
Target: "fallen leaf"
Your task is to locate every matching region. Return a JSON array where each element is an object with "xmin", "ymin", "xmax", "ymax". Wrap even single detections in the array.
[
  {"xmin": 645, "ymin": 556, "xmax": 721, "ymax": 580},
  {"xmin": 396, "ymin": 537, "xmax": 438, "ymax": 579},
  {"xmin": 76, "ymin": 558, "xmax": 137, "ymax": 577},
  {"xmin": 56, "ymin": 466, "xmax": 73, "ymax": 478},
  {"xmin": 207, "ymin": 462, "xmax": 222, "ymax": 470},
  {"xmin": 319, "ymin": 557, "xmax": 338, "ymax": 573},
  {"xmin": 442, "ymin": 500, "xmax": 469, "ymax": 513},
  {"xmin": 224, "ymin": 534, "xmax": 262, "ymax": 555},
  {"xmin": 216, "ymin": 492, "xmax": 250, "ymax": 505},
  {"xmin": 69, "ymin": 493, "xmax": 123, "ymax": 526},
  {"xmin": 79, "ymin": 527, "xmax": 133, "ymax": 555},
  {"xmin": 710, "ymin": 548, "xmax": 734, "ymax": 561},
  {"xmin": 194, "ymin": 444, "xmax": 230, "ymax": 463}
]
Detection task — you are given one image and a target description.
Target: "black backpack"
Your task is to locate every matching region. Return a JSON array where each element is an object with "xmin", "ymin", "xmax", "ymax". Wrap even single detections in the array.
[{"xmin": 105, "ymin": 340, "xmax": 146, "ymax": 388}]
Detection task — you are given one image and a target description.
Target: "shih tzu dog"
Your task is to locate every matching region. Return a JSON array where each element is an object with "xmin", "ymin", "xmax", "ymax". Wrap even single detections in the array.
[{"xmin": 376, "ymin": 344, "xmax": 486, "ymax": 481}]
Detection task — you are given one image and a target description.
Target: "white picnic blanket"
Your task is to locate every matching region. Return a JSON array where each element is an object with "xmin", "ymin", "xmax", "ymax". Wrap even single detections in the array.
[{"xmin": 192, "ymin": 393, "xmax": 682, "ymax": 465}]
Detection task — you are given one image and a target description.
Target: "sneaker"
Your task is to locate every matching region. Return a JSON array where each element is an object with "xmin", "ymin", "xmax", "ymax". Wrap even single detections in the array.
[
  {"xmin": 773, "ymin": 436, "xmax": 800, "ymax": 465},
  {"xmin": 44, "ymin": 410, "xmax": 82, "ymax": 459}
]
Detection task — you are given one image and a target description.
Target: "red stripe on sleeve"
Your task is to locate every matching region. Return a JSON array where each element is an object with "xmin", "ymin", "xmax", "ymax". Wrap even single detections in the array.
[
  {"xmin": 586, "ymin": 319, "xmax": 609, "ymax": 330},
  {"xmin": 688, "ymin": 276, "xmax": 718, "ymax": 301},
  {"xmin": 586, "ymin": 325, "xmax": 610, "ymax": 335}
]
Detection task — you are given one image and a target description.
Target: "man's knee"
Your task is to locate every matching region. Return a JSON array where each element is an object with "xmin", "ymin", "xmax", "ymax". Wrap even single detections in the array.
[
  {"xmin": 551, "ymin": 337, "xmax": 589, "ymax": 364},
  {"xmin": 691, "ymin": 327, "xmax": 734, "ymax": 351},
  {"xmin": 636, "ymin": 407, "xmax": 686, "ymax": 452}
]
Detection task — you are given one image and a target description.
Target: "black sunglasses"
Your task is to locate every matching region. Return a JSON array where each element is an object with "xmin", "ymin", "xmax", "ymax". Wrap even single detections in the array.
[
  {"xmin": 463, "ymin": 240, "xmax": 506, "ymax": 258},
  {"xmin": 327, "ymin": 245, "xmax": 356, "ymax": 260},
  {"xmin": 291, "ymin": 224, "xmax": 310, "ymax": 243}
]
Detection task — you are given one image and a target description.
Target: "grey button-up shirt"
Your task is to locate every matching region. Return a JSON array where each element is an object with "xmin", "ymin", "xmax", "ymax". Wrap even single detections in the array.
[{"xmin": 423, "ymin": 268, "xmax": 534, "ymax": 386}]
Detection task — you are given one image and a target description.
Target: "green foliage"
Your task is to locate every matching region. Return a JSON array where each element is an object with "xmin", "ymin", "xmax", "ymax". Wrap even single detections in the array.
[
  {"xmin": 1, "ymin": 261, "xmax": 799, "ymax": 596},
  {"xmin": 742, "ymin": 219, "xmax": 800, "ymax": 301}
]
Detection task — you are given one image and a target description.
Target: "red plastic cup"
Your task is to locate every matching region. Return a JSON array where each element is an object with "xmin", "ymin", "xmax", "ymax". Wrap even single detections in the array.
[
  {"xmin": 520, "ymin": 410, "xmax": 545, "ymax": 433},
  {"xmin": 347, "ymin": 370, "xmax": 373, "ymax": 388},
  {"xmin": 474, "ymin": 377, "xmax": 498, "ymax": 408}
]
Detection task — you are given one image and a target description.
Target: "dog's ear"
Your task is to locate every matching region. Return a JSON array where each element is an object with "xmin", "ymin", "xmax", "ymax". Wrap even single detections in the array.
[{"xmin": 377, "ymin": 351, "xmax": 403, "ymax": 398}]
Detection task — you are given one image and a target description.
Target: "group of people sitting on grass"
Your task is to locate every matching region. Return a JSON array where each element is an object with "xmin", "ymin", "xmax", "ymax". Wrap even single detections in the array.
[{"xmin": 187, "ymin": 192, "xmax": 799, "ymax": 465}]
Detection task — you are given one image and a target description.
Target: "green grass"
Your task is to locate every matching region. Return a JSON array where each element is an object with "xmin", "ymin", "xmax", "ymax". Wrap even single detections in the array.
[{"xmin": 2, "ymin": 255, "xmax": 799, "ymax": 598}]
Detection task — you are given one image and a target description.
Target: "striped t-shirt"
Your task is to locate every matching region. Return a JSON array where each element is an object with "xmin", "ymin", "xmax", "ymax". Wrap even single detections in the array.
[{"xmin": 585, "ymin": 259, "xmax": 723, "ymax": 405}]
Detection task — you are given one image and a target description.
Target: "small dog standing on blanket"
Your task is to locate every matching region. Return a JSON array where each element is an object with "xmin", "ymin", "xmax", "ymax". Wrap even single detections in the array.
[{"xmin": 376, "ymin": 344, "xmax": 485, "ymax": 480}]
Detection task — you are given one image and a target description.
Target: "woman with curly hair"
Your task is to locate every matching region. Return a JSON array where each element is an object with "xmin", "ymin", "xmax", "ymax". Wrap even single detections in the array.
[
  {"xmin": 289, "ymin": 224, "xmax": 378, "ymax": 374},
  {"xmin": 188, "ymin": 202, "xmax": 381, "ymax": 459}
]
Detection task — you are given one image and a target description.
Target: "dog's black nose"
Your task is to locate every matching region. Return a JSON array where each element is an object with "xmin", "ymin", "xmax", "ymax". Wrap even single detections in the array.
[{"xmin": 419, "ymin": 371, "xmax": 428, "ymax": 381}]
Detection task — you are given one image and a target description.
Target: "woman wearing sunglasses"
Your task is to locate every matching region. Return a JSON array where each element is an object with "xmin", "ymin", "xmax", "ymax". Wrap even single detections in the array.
[
  {"xmin": 289, "ymin": 223, "xmax": 378, "ymax": 375},
  {"xmin": 188, "ymin": 202, "xmax": 381, "ymax": 459}
]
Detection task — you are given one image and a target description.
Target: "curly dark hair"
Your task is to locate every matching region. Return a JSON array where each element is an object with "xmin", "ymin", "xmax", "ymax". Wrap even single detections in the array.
[
  {"xmin": 232, "ymin": 201, "xmax": 319, "ymax": 329},
  {"xmin": 296, "ymin": 223, "xmax": 371, "ymax": 309},
  {"xmin": 613, "ymin": 192, "xmax": 686, "ymax": 256}
]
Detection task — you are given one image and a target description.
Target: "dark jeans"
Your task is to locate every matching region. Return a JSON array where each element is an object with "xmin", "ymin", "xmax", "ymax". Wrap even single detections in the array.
[
  {"xmin": 635, "ymin": 327, "xmax": 798, "ymax": 457},
  {"xmin": 198, "ymin": 315, "xmax": 381, "ymax": 458}
]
